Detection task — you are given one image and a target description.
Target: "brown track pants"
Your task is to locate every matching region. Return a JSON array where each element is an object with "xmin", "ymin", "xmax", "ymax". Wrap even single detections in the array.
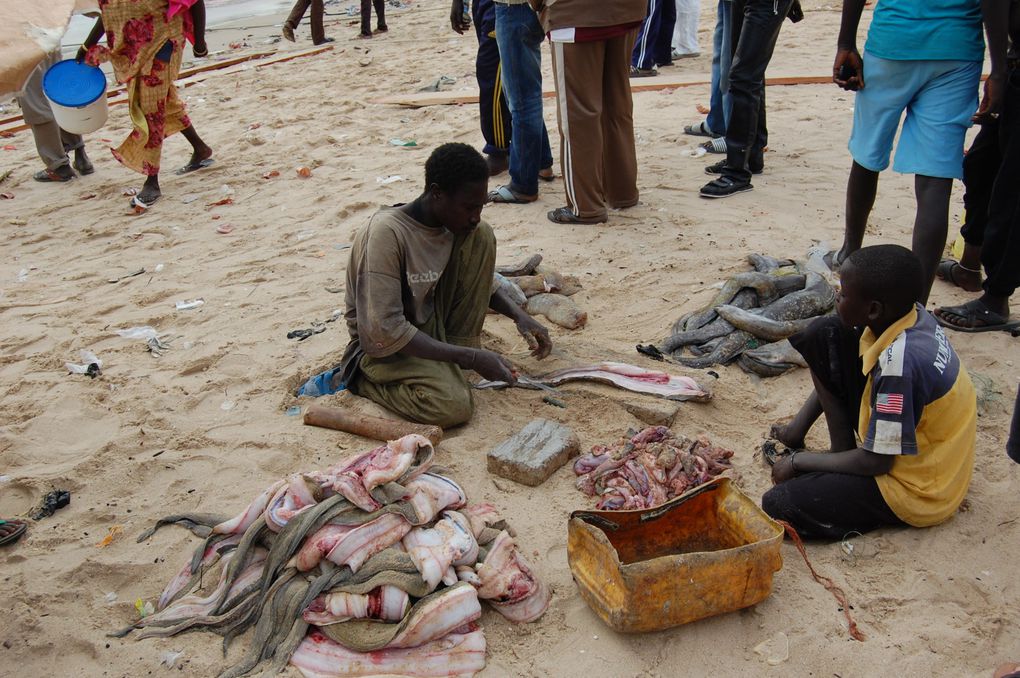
[{"xmin": 550, "ymin": 31, "xmax": 640, "ymax": 221}]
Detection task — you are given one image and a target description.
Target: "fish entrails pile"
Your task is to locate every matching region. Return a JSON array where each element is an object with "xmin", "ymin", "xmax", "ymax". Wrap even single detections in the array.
[
  {"xmin": 638, "ymin": 254, "xmax": 836, "ymax": 376},
  {"xmin": 118, "ymin": 434, "xmax": 550, "ymax": 677},
  {"xmin": 573, "ymin": 426, "xmax": 735, "ymax": 509}
]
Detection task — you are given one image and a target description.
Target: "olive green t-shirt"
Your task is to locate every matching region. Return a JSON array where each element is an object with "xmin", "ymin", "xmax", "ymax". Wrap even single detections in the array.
[{"xmin": 339, "ymin": 206, "xmax": 458, "ymax": 384}]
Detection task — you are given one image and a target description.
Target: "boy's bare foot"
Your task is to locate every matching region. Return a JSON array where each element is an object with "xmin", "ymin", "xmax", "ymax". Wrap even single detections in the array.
[
  {"xmin": 282, "ymin": 24, "xmax": 295, "ymax": 42},
  {"xmin": 770, "ymin": 421, "xmax": 805, "ymax": 450}
]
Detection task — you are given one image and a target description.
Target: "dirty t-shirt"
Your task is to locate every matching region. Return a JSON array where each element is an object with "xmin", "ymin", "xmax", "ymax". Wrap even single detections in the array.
[{"xmin": 339, "ymin": 206, "xmax": 455, "ymax": 384}]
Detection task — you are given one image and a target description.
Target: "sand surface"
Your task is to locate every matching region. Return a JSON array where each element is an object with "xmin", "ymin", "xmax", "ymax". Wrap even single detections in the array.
[{"xmin": 1, "ymin": 1, "xmax": 1019, "ymax": 676}]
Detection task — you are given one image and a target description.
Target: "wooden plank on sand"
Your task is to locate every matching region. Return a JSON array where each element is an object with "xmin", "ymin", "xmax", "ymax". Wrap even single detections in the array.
[
  {"xmin": 371, "ymin": 73, "xmax": 835, "ymax": 108},
  {"xmin": 0, "ymin": 45, "xmax": 332, "ymax": 135}
]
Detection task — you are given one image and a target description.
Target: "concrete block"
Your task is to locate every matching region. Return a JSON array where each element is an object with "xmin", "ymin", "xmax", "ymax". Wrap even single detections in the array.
[{"xmin": 487, "ymin": 418, "xmax": 580, "ymax": 486}]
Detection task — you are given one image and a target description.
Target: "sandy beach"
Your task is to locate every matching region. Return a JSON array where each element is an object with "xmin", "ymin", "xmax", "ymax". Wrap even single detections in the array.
[{"xmin": 1, "ymin": 0, "xmax": 1018, "ymax": 676}]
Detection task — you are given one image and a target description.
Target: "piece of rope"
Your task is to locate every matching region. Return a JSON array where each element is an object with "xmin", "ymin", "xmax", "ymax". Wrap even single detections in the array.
[{"xmin": 777, "ymin": 519, "xmax": 866, "ymax": 642}]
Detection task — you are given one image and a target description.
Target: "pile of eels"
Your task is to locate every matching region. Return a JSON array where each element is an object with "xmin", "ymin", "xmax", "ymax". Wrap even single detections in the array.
[
  {"xmin": 638, "ymin": 254, "xmax": 836, "ymax": 376},
  {"xmin": 115, "ymin": 434, "xmax": 549, "ymax": 677}
]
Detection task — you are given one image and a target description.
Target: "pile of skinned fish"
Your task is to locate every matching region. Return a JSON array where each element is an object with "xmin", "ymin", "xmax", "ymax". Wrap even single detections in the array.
[
  {"xmin": 494, "ymin": 253, "xmax": 588, "ymax": 330},
  {"xmin": 573, "ymin": 426, "xmax": 735, "ymax": 510},
  {"xmin": 475, "ymin": 361, "xmax": 712, "ymax": 402},
  {"xmin": 638, "ymin": 254, "xmax": 836, "ymax": 376},
  {"xmin": 117, "ymin": 435, "xmax": 549, "ymax": 678}
]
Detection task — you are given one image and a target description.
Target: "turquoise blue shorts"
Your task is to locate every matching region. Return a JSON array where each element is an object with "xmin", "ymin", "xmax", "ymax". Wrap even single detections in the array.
[{"xmin": 848, "ymin": 51, "xmax": 981, "ymax": 179}]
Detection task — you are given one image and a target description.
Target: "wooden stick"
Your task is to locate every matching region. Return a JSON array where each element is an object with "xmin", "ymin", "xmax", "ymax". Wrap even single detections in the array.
[
  {"xmin": 0, "ymin": 46, "xmax": 332, "ymax": 136},
  {"xmin": 303, "ymin": 403, "xmax": 443, "ymax": 446},
  {"xmin": 370, "ymin": 73, "xmax": 993, "ymax": 108}
]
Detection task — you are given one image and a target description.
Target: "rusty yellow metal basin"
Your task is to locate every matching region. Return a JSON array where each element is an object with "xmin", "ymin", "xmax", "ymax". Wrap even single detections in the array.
[{"xmin": 567, "ymin": 477, "xmax": 783, "ymax": 633}]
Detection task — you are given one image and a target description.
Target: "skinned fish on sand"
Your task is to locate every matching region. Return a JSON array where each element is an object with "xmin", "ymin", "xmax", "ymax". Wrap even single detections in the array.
[{"xmin": 120, "ymin": 434, "xmax": 550, "ymax": 677}]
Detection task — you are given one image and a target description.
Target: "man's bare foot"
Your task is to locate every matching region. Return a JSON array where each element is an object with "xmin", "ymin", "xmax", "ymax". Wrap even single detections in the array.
[{"xmin": 770, "ymin": 421, "xmax": 805, "ymax": 450}]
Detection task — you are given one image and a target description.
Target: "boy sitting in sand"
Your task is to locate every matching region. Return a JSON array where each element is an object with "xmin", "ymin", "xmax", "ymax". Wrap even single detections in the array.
[
  {"xmin": 300, "ymin": 143, "xmax": 551, "ymax": 427},
  {"xmin": 762, "ymin": 245, "xmax": 977, "ymax": 539}
]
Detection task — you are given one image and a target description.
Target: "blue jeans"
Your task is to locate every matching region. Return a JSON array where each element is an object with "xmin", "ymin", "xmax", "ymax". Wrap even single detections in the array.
[
  {"xmin": 706, "ymin": 0, "xmax": 733, "ymax": 135},
  {"xmin": 494, "ymin": 2, "xmax": 553, "ymax": 195}
]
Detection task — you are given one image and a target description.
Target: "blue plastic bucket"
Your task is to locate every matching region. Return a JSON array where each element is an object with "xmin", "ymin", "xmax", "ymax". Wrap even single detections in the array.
[{"xmin": 42, "ymin": 59, "xmax": 109, "ymax": 135}]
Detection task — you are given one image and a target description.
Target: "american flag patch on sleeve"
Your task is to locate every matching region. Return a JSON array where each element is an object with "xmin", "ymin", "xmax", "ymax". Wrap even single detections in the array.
[{"xmin": 876, "ymin": 393, "xmax": 904, "ymax": 415}]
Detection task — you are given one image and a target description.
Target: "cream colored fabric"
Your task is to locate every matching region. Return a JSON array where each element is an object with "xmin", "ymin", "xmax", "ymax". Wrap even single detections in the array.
[{"xmin": 0, "ymin": 0, "xmax": 76, "ymax": 98}]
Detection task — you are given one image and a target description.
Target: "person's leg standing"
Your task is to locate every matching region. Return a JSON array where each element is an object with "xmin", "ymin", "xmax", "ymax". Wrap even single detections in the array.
[
  {"xmin": 705, "ymin": 0, "xmax": 728, "ymax": 135},
  {"xmin": 551, "ymin": 39, "xmax": 609, "ymax": 220},
  {"xmin": 474, "ymin": 0, "xmax": 511, "ymax": 170},
  {"xmin": 494, "ymin": 2, "xmax": 548, "ymax": 197},
  {"xmin": 603, "ymin": 31, "xmax": 640, "ymax": 210},
  {"xmin": 285, "ymin": 0, "xmax": 311, "ymax": 33},
  {"xmin": 836, "ymin": 53, "xmax": 923, "ymax": 266},
  {"xmin": 673, "ymin": 0, "xmax": 701, "ymax": 57},
  {"xmin": 360, "ymin": 0, "xmax": 372, "ymax": 35},
  {"xmin": 655, "ymin": 0, "xmax": 677, "ymax": 66},
  {"xmin": 632, "ymin": 0, "xmax": 661, "ymax": 72},
  {"xmin": 704, "ymin": 0, "xmax": 792, "ymax": 194},
  {"xmin": 309, "ymin": 0, "xmax": 325, "ymax": 44},
  {"xmin": 979, "ymin": 65, "xmax": 1020, "ymax": 306},
  {"xmin": 375, "ymin": 0, "xmax": 386, "ymax": 30},
  {"xmin": 18, "ymin": 52, "xmax": 74, "ymax": 179},
  {"xmin": 894, "ymin": 59, "xmax": 980, "ymax": 300}
]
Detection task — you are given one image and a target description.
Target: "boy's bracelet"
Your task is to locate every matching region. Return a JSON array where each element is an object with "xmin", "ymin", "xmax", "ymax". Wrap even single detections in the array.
[{"xmin": 790, "ymin": 451, "xmax": 799, "ymax": 474}]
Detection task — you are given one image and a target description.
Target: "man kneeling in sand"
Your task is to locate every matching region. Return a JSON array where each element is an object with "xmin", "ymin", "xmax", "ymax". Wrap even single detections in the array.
[
  {"xmin": 762, "ymin": 245, "xmax": 977, "ymax": 539},
  {"xmin": 302, "ymin": 143, "xmax": 551, "ymax": 427}
]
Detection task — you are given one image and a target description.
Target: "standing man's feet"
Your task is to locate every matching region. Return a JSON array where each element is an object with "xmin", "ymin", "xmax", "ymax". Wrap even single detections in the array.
[
  {"xmin": 313, "ymin": 36, "xmax": 335, "ymax": 45},
  {"xmin": 704, "ymin": 158, "xmax": 762, "ymax": 175},
  {"xmin": 376, "ymin": 24, "xmax": 388, "ymax": 32},
  {"xmin": 132, "ymin": 176, "xmax": 162, "ymax": 211},
  {"xmin": 176, "ymin": 144, "xmax": 214, "ymax": 175},
  {"xmin": 629, "ymin": 66, "xmax": 657, "ymax": 78},
  {"xmin": 358, "ymin": 31, "xmax": 372, "ymax": 39},
  {"xmin": 73, "ymin": 148, "xmax": 94, "ymax": 175},
  {"xmin": 700, "ymin": 176, "xmax": 752, "ymax": 199},
  {"xmin": 538, "ymin": 167, "xmax": 555, "ymax": 182},
  {"xmin": 486, "ymin": 153, "xmax": 508, "ymax": 177},
  {"xmin": 935, "ymin": 258, "xmax": 983, "ymax": 292},
  {"xmin": 33, "ymin": 165, "xmax": 75, "ymax": 182},
  {"xmin": 282, "ymin": 24, "xmax": 295, "ymax": 42}
]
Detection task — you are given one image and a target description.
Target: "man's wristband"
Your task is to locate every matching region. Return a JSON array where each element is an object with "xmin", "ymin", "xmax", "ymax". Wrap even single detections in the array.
[{"xmin": 790, "ymin": 451, "xmax": 799, "ymax": 474}]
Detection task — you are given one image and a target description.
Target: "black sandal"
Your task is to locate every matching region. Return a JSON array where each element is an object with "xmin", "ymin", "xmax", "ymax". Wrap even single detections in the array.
[{"xmin": 762, "ymin": 439, "xmax": 793, "ymax": 466}]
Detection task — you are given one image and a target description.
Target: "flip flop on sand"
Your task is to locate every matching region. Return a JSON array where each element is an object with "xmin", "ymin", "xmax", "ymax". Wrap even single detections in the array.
[
  {"xmin": 130, "ymin": 194, "xmax": 160, "ymax": 212},
  {"xmin": 546, "ymin": 206, "xmax": 606, "ymax": 224},
  {"xmin": 761, "ymin": 440, "xmax": 794, "ymax": 467},
  {"xmin": 0, "ymin": 519, "xmax": 26, "ymax": 547},
  {"xmin": 629, "ymin": 66, "xmax": 657, "ymax": 78},
  {"xmin": 488, "ymin": 185, "xmax": 538, "ymax": 204},
  {"xmin": 935, "ymin": 258, "xmax": 982, "ymax": 292},
  {"xmin": 538, "ymin": 167, "xmax": 555, "ymax": 182},
  {"xmin": 683, "ymin": 121, "xmax": 715, "ymax": 137},
  {"xmin": 33, "ymin": 167, "xmax": 74, "ymax": 182},
  {"xmin": 175, "ymin": 158, "xmax": 215, "ymax": 175},
  {"xmin": 934, "ymin": 299, "xmax": 1020, "ymax": 333}
]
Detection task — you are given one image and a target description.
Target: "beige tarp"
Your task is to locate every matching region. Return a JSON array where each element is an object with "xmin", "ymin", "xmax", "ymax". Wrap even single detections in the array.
[{"xmin": 0, "ymin": 0, "xmax": 98, "ymax": 99}]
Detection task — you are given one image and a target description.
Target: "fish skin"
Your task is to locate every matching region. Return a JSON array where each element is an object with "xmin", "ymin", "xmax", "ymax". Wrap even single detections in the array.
[
  {"xmin": 136, "ymin": 513, "xmax": 227, "ymax": 543},
  {"xmin": 715, "ymin": 305, "xmax": 818, "ymax": 342},
  {"xmin": 684, "ymin": 273, "xmax": 785, "ymax": 330},
  {"xmin": 493, "ymin": 272, "xmax": 527, "ymax": 307},
  {"xmin": 525, "ymin": 293, "xmax": 587, "ymax": 329},
  {"xmin": 751, "ymin": 271, "xmax": 835, "ymax": 322},
  {"xmin": 737, "ymin": 338, "xmax": 809, "ymax": 377},
  {"xmin": 670, "ymin": 330, "xmax": 754, "ymax": 368},
  {"xmin": 661, "ymin": 315, "xmax": 735, "ymax": 352},
  {"xmin": 496, "ymin": 253, "xmax": 543, "ymax": 277},
  {"xmin": 289, "ymin": 628, "xmax": 487, "ymax": 678}
]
